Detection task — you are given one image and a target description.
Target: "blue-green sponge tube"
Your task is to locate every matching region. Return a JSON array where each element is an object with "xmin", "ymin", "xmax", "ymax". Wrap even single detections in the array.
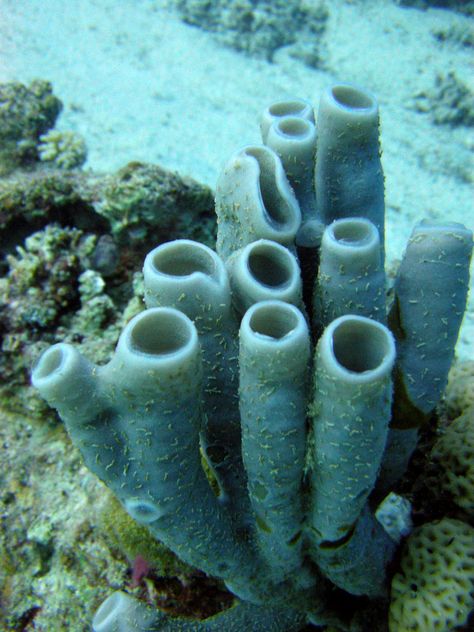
[
  {"xmin": 312, "ymin": 504, "xmax": 396, "ymax": 598},
  {"xmin": 239, "ymin": 300, "xmax": 310, "ymax": 578},
  {"xmin": 390, "ymin": 220, "xmax": 473, "ymax": 424},
  {"xmin": 225, "ymin": 239, "xmax": 303, "ymax": 317},
  {"xmin": 264, "ymin": 115, "xmax": 317, "ymax": 225},
  {"xmin": 379, "ymin": 220, "xmax": 473, "ymax": 490},
  {"xmin": 309, "ymin": 314, "xmax": 395, "ymax": 544},
  {"xmin": 143, "ymin": 239, "xmax": 248, "ymax": 524},
  {"xmin": 215, "ymin": 145, "xmax": 301, "ymax": 260},
  {"xmin": 259, "ymin": 97, "xmax": 314, "ymax": 144},
  {"xmin": 312, "ymin": 217, "xmax": 386, "ymax": 332},
  {"xmin": 315, "ymin": 84, "xmax": 384, "ymax": 243}
]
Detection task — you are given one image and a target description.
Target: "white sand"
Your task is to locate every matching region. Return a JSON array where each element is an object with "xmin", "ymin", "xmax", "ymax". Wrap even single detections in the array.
[{"xmin": 0, "ymin": 0, "xmax": 472, "ymax": 359}]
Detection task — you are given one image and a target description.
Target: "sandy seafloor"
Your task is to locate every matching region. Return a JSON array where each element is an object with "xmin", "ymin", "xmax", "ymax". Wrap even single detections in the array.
[{"xmin": 0, "ymin": 0, "xmax": 473, "ymax": 358}]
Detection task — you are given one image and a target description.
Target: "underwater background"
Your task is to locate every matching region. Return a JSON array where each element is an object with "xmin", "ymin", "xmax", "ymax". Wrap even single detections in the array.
[{"xmin": 0, "ymin": 1, "xmax": 473, "ymax": 630}]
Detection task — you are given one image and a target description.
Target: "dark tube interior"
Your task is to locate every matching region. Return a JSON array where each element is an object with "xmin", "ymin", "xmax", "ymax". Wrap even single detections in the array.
[
  {"xmin": 332, "ymin": 220, "xmax": 372, "ymax": 246},
  {"xmin": 332, "ymin": 85, "xmax": 374, "ymax": 110},
  {"xmin": 244, "ymin": 147, "xmax": 293, "ymax": 227},
  {"xmin": 249, "ymin": 304, "xmax": 298, "ymax": 340},
  {"xmin": 248, "ymin": 243, "xmax": 292, "ymax": 288},
  {"xmin": 277, "ymin": 117, "xmax": 311, "ymax": 138},
  {"xmin": 151, "ymin": 243, "xmax": 215, "ymax": 277},
  {"xmin": 269, "ymin": 100, "xmax": 308, "ymax": 118},
  {"xmin": 33, "ymin": 346, "xmax": 65, "ymax": 380},
  {"xmin": 332, "ymin": 319, "xmax": 388, "ymax": 373},
  {"xmin": 130, "ymin": 311, "xmax": 192, "ymax": 355}
]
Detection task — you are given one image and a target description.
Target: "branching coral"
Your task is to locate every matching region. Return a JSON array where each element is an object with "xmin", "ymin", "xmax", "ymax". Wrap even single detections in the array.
[
  {"xmin": 38, "ymin": 130, "xmax": 88, "ymax": 169},
  {"xmin": 31, "ymin": 84, "xmax": 473, "ymax": 631},
  {"xmin": 0, "ymin": 80, "xmax": 62, "ymax": 175}
]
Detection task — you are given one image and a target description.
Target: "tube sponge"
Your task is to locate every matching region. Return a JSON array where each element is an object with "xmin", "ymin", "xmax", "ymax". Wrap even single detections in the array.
[
  {"xmin": 390, "ymin": 220, "xmax": 473, "ymax": 422},
  {"xmin": 32, "ymin": 308, "xmax": 249, "ymax": 581},
  {"xmin": 315, "ymin": 84, "xmax": 384, "ymax": 241},
  {"xmin": 312, "ymin": 217, "xmax": 386, "ymax": 331},
  {"xmin": 389, "ymin": 518, "xmax": 474, "ymax": 632},
  {"xmin": 264, "ymin": 115, "xmax": 317, "ymax": 224},
  {"xmin": 239, "ymin": 300, "xmax": 310, "ymax": 576},
  {"xmin": 259, "ymin": 97, "xmax": 314, "ymax": 144},
  {"xmin": 225, "ymin": 239, "xmax": 303, "ymax": 316},
  {"xmin": 309, "ymin": 314, "xmax": 396, "ymax": 543},
  {"xmin": 215, "ymin": 145, "xmax": 301, "ymax": 260}
]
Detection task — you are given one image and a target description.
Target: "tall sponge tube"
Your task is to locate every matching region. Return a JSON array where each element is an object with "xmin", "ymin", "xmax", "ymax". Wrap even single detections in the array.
[
  {"xmin": 309, "ymin": 315, "xmax": 395, "ymax": 544},
  {"xmin": 239, "ymin": 300, "xmax": 310, "ymax": 578},
  {"xmin": 390, "ymin": 220, "xmax": 473, "ymax": 423},
  {"xmin": 315, "ymin": 84, "xmax": 384, "ymax": 244}
]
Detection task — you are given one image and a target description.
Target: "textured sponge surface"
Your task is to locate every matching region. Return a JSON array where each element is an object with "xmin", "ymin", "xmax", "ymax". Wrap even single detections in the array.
[{"xmin": 389, "ymin": 518, "xmax": 474, "ymax": 632}]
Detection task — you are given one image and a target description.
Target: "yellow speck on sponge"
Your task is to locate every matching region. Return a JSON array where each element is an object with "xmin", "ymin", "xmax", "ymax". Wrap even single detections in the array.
[
  {"xmin": 389, "ymin": 518, "xmax": 474, "ymax": 632},
  {"xmin": 431, "ymin": 409, "xmax": 474, "ymax": 516}
]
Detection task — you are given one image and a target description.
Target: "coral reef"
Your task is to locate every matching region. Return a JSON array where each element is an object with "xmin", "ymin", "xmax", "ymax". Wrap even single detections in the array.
[
  {"xmin": 430, "ymin": 410, "xmax": 474, "ymax": 516},
  {"xmin": 413, "ymin": 72, "xmax": 474, "ymax": 127},
  {"xmin": 0, "ymin": 168, "xmax": 106, "ymax": 265},
  {"xmin": 397, "ymin": 0, "xmax": 474, "ymax": 15},
  {"xmin": 0, "ymin": 411, "xmax": 128, "ymax": 631},
  {"xmin": 0, "ymin": 80, "xmax": 216, "ymax": 418},
  {"xmin": 173, "ymin": 0, "xmax": 328, "ymax": 64},
  {"xmin": 444, "ymin": 360, "xmax": 474, "ymax": 419},
  {"xmin": 96, "ymin": 162, "xmax": 215, "ymax": 247},
  {"xmin": 389, "ymin": 517, "xmax": 474, "ymax": 631},
  {"xmin": 0, "ymin": 80, "xmax": 62, "ymax": 175},
  {"xmin": 0, "ymin": 224, "xmax": 99, "ymax": 416},
  {"xmin": 32, "ymin": 84, "xmax": 473, "ymax": 631},
  {"xmin": 38, "ymin": 130, "xmax": 88, "ymax": 170}
]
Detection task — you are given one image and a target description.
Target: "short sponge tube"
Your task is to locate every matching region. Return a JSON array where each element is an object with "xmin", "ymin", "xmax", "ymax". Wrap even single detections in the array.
[
  {"xmin": 101, "ymin": 308, "xmax": 204, "ymax": 513},
  {"xmin": 309, "ymin": 315, "xmax": 395, "ymax": 544},
  {"xmin": 109, "ymin": 306, "xmax": 202, "ymax": 396},
  {"xmin": 143, "ymin": 239, "xmax": 232, "ymax": 326},
  {"xmin": 313, "ymin": 217, "xmax": 386, "ymax": 331},
  {"xmin": 260, "ymin": 97, "xmax": 315, "ymax": 143},
  {"xmin": 265, "ymin": 116, "xmax": 317, "ymax": 224},
  {"xmin": 32, "ymin": 343, "xmax": 101, "ymax": 424},
  {"xmin": 144, "ymin": 240, "xmax": 247, "ymax": 521},
  {"xmin": 225, "ymin": 239, "xmax": 303, "ymax": 317},
  {"xmin": 215, "ymin": 145, "xmax": 301, "ymax": 260}
]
